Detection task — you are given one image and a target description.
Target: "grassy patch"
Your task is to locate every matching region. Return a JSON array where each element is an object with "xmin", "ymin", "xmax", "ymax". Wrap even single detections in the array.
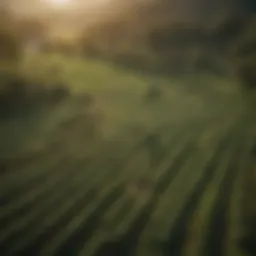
[{"xmin": 21, "ymin": 53, "xmax": 149, "ymax": 93}]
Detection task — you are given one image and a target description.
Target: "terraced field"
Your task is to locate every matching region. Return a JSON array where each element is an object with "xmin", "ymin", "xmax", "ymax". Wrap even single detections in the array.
[{"xmin": 0, "ymin": 90, "xmax": 255, "ymax": 256}]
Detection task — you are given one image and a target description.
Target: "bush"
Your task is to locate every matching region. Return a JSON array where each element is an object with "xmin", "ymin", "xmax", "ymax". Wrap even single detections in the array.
[
  {"xmin": 46, "ymin": 83, "xmax": 70, "ymax": 104},
  {"xmin": 232, "ymin": 16, "xmax": 256, "ymax": 90},
  {"xmin": 236, "ymin": 57, "xmax": 256, "ymax": 89},
  {"xmin": 0, "ymin": 29, "xmax": 22, "ymax": 61},
  {"xmin": 79, "ymin": 33, "xmax": 99, "ymax": 58},
  {"xmin": 52, "ymin": 40, "xmax": 76, "ymax": 56}
]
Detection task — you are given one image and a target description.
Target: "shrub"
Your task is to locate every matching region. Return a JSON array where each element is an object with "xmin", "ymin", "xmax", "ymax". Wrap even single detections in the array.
[
  {"xmin": 232, "ymin": 16, "xmax": 256, "ymax": 89},
  {"xmin": 236, "ymin": 57, "xmax": 256, "ymax": 89},
  {"xmin": 0, "ymin": 29, "xmax": 22, "ymax": 62}
]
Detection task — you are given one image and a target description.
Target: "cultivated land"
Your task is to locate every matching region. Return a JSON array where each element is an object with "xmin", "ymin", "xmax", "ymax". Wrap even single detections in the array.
[{"xmin": 0, "ymin": 53, "xmax": 255, "ymax": 256}]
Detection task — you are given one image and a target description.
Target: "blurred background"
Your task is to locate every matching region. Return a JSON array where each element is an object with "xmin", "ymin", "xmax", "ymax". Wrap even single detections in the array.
[{"xmin": 0, "ymin": 0, "xmax": 255, "ymax": 255}]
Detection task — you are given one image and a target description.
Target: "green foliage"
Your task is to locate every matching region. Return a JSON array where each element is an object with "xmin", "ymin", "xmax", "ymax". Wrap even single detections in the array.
[
  {"xmin": 21, "ymin": 53, "xmax": 148, "ymax": 93},
  {"xmin": 0, "ymin": 9, "xmax": 23, "ymax": 62},
  {"xmin": 0, "ymin": 29, "xmax": 22, "ymax": 62},
  {"xmin": 236, "ymin": 56, "xmax": 256, "ymax": 89},
  {"xmin": 232, "ymin": 17, "xmax": 256, "ymax": 57},
  {"xmin": 79, "ymin": 33, "xmax": 99, "ymax": 58},
  {"xmin": 232, "ymin": 16, "xmax": 256, "ymax": 89},
  {"xmin": 44, "ymin": 39, "xmax": 77, "ymax": 56}
]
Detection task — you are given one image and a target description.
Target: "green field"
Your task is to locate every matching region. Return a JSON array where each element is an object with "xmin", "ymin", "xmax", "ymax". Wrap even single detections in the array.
[{"xmin": 0, "ymin": 53, "xmax": 255, "ymax": 256}]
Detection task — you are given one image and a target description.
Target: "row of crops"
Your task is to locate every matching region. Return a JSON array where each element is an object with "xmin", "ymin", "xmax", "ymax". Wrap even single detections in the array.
[{"xmin": 0, "ymin": 97, "xmax": 255, "ymax": 256}]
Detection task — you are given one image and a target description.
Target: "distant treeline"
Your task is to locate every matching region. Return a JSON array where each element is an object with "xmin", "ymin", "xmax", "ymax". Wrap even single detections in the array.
[
  {"xmin": 0, "ymin": 5, "xmax": 255, "ymax": 89},
  {"xmin": 79, "ymin": 8, "xmax": 255, "ymax": 88}
]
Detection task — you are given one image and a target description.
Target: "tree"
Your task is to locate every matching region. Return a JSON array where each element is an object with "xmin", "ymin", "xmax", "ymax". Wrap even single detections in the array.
[
  {"xmin": 232, "ymin": 16, "xmax": 256, "ymax": 89},
  {"xmin": 0, "ymin": 30, "xmax": 21, "ymax": 61},
  {"xmin": 16, "ymin": 18, "xmax": 48, "ymax": 42},
  {"xmin": 0, "ymin": 8, "xmax": 22, "ymax": 61}
]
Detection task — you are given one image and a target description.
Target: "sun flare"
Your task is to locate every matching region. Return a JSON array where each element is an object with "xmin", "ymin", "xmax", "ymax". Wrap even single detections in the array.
[{"xmin": 45, "ymin": 0, "xmax": 71, "ymax": 7}]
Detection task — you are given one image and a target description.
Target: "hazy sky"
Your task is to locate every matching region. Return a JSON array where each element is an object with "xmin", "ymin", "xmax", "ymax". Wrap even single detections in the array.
[
  {"xmin": 5, "ymin": 0, "xmax": 255, "ymax": 38},
  {"xmin": 7, "ymin": 0, "xmax": 255, "ymax": 18},
  {"xmin": 8, "ymin": 0, "xmax": 126, "ymax": 16},
  {"xmin": 0, "ymin": 0, "xmax": 253, "ymax": 42}
]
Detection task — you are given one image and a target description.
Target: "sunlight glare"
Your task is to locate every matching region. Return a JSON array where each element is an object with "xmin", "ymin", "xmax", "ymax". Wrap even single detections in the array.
[{"xmin": 46, "ymin": 0, "xmax": 71, "ymax": 7}]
